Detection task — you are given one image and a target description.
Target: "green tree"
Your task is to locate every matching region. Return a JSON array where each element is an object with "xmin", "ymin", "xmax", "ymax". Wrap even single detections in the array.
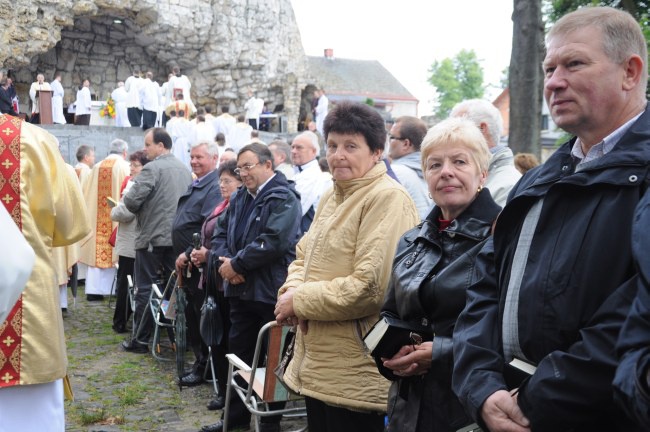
[{"xmin": 428, "ymin": 49, "xmax": 484, "ymax": 118}]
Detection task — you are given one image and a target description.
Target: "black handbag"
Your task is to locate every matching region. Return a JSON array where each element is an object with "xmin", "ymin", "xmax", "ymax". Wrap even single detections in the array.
[{"xmin": 200, "ymin": 256, "xmax": 224, "ymax": 346}]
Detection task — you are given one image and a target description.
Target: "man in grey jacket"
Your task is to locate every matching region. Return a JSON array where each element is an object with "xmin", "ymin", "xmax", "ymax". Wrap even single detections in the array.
[
  {"xmin": 388, "ymin": 116, "xmax": 432, "ymax": 220},
  {"xmin": 121, "ymin": 128, "xmax": 193, "ymax": 353},
  {"xmin": 451, "ymin": 99, "xmax": 521, "ymax": 207}
]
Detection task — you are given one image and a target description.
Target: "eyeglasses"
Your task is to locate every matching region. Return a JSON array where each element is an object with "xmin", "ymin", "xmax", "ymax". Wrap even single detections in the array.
[
  {"xmin": 389, "ymin": 136, "xmax": 406, "ymax": 141},
  {"xmin": 234, "ymin": 162, "xmax": 260, "ymax": 175}
]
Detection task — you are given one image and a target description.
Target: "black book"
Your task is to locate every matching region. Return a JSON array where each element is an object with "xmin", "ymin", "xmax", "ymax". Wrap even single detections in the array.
[{"xmin": 363, "ymin": 316, "xmax": 433, "ymax": 358}]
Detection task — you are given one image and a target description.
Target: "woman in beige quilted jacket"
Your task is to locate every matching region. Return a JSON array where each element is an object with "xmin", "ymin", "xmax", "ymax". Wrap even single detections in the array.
[{"xmin": 275, "ymin": 101, "xmax": 419, "ymax": 432}]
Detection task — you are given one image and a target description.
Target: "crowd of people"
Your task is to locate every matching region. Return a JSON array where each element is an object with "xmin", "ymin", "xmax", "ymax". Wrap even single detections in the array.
[{"xmin": 1, "ymin": 6, "xmax": 650, "ymax": 432}]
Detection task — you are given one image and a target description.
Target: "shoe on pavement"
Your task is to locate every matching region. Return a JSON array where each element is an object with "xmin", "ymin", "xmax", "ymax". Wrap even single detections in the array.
[
  {"xmin": 121, "ymin": 340, "xmax": 148, "ymax": 354},
  {"xmin": 207, "ymin": 396, "xmax": 225, "ymax": 411},
  {"xmin": 179, "ymin": 371, "xmax": 204, "ymax": 387},
  {"xmin": 199, "ymin": 419, "xmax": 249, "ymax": 432}
]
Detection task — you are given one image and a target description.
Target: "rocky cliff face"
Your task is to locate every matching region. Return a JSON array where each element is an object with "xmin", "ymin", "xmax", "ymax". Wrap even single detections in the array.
[{"xmin": 1, "ymin": 0, "xmax": 307, "ymax": 131}]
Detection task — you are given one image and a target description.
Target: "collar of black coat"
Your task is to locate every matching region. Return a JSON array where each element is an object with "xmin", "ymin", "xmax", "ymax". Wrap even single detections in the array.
[{"xmin": 419, "ymin": 188, "xmax": 501, "ymax": 242}]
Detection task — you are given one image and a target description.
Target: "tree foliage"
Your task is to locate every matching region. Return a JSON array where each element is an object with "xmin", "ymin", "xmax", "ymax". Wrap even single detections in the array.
[{"xmin": 428, "ymin": 49, "xmax": 484, "ymax": 118}]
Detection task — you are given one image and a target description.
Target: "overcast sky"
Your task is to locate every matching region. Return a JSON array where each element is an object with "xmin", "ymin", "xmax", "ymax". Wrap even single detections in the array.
[{"xmin": 290, "ymin": 0, "xmax": 514, "ymax": 115}]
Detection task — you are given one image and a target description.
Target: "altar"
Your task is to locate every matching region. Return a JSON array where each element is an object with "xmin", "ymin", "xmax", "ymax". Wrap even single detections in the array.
[{"xmin": 90, "ymin": 101, "xmax": 114, "ymax": 126}]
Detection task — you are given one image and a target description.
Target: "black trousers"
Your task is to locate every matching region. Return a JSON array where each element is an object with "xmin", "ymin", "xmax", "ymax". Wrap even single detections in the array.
[
  {"xmin": 305, "ymin": 396, "xmax": 385, "ymax": 432},
  {"xmin": 221, "ymin": 297, "xmax": 283, "ymax": 425},
  {"xmin": 184, "ymin": 266, "xmax": 208, "ymax": 372},
  {"xmin": 112, "ymin": 255, "xmax": 134, "ymax": 331},
  {"xmin": 247, "ymin": 118, "xmax": 258, "ymax": 129},
  {"xmin": 132, "ymin": 247, "xmax": 176, "ymax": 345},
  {"xmin": 127, "ymin": 107, "xmax": 142, "ymax": 128},
  {"xmin": 211, "ymin": 288, "xmax": 230, "ymax": 395},
  {"xmin": 142, "ymin": 109, "xmax": 157, "ymax": 130},
  {"xmin": 74, "ymin": 114, "xmax": 90, "ymax": 125}
]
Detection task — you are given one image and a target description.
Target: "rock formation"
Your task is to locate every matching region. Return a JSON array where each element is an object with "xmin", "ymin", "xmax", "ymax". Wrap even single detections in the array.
[{"xmin": 0, "ymin": 0, "xmax": 307, "ymax": 131}]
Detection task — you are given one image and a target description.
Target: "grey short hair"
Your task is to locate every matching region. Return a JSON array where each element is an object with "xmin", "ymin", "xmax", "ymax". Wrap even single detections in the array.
[
  {"xmin": 450, "ymin": 99, "xmax": 503, "ymax": 147},
  {"xmin": 296, "ymin": 131, "xmax": 320, "ymax": 153},
  {"xmin": 547, "ymin": 6, "xmax": 648, "ymax": 91},
  {"xmin": 269, "ymin": 139, "xmax": 291, "ymax": 161},
  {"xmin": 109, "ymin": 139, "xmax": 129, "ymax": 154},
  {"xmin": 191, "ymin": 141, "xmax": 219, "ymax": 157}
]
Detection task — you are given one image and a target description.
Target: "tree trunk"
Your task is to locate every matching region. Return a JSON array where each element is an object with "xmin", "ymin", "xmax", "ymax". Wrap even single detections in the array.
[{"xmin": 508, "ymin": 0, "xmax": 544, "ymax": 157}]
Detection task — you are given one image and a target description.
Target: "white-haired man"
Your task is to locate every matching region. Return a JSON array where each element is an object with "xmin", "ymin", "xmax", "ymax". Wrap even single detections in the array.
[
  {"xmin": 451, "ymin": 99, "xmax": 521, "ymax": 207},
  {"xmin": 79, "ymin": 139, "xmax": 130, "ymax": 301},
  {"xmin": 290, "ymin": 131, "xmax": 332, "ymax": 233}
]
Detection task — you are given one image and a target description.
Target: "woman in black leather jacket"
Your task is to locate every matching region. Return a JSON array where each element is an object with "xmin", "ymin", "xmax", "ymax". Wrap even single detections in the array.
[{"xmin": 376, "ymin": 117, "xmax": 502, "ymax": 432}]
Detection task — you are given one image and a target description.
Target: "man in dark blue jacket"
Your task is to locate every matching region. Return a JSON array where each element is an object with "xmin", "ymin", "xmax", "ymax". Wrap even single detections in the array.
[
  {"xmin": 452, "ymin": 6, "xmax": 649, "ymax": 432},
  {"xmin": 173, "ymin": 141, "xmax": 222, "ymax": 386},
  {"xmin": 613, "ymin": 191, "xmax": 650, "ymax": 429},
  {"xmin": 200, "ymin": 142, "xmax": 301, "ymax": 432}
]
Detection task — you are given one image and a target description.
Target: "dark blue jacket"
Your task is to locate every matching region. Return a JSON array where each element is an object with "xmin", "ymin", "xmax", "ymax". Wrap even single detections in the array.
[
  {"xmin": 613, "ymin": 188, "xmax": 650, "ymax": 429},
  {"xmin": 211, "ymin": 171, "xmax": 301, "ymax": 305},
  {"xmin": 172, "ymin": 169, "xmax": 222, "ymax": 257},
  {"xmin": 453, "ymin": 103, "xmax": 650, "ymax": 432}
]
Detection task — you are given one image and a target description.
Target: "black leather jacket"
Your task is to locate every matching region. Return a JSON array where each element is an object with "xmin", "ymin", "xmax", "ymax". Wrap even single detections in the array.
[{"xmin": 378, "ymin": 188, "xmax": 501, "ymax": 432}]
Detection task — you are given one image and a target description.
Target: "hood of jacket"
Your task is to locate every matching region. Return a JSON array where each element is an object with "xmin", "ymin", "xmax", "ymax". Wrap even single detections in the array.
[{"xmin": 392, "ymin": 151, "xmax": 424, "ymax": 180}]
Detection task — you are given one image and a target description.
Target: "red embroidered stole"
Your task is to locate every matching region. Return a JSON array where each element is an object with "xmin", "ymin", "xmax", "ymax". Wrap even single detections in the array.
[
  {"xmin": 0, "ymin": 115, "xmax": 23, "ymax": 387},
  {"xmin": 95, "ymin": 158, "xmax": 116, "ymax": 267}
]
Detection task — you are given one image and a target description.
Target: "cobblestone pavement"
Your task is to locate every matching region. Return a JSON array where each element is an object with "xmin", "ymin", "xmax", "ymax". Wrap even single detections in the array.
[{"xmin": 63, "ymin": 287, "xmax": 306, "ymax": 431}]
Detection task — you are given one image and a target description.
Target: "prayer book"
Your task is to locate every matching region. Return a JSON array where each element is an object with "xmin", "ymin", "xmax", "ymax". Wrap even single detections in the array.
[
  {"xmin": 504, "ymin": 357, "xmax": 537, "ymax": 389},
  {"xmin": 363, "ymin": 315, "xmax": 433, "ymax": 358}
]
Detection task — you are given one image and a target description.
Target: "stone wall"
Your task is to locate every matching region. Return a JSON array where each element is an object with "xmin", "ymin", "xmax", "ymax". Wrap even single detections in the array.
[{"xmin": 1, "ymin": 0, "xmax": 308, "ymax": 132}]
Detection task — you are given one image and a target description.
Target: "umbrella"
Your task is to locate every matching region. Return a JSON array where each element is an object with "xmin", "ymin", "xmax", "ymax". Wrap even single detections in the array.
[
  {"xmin": 174, "ymin": 271, "xmax": 187, "ymax": 386},
  {"xmin": 69, "ymin": 263, "xmax": 78, "ymax": 306}
]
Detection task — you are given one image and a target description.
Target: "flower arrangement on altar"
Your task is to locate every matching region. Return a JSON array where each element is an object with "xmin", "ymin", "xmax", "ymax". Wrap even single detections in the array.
[{"xmin": 99, "ymin": 96, "xmax": 116, "ymax": 119}]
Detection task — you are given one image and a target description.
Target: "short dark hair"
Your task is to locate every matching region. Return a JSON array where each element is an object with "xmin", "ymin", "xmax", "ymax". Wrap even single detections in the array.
[
  {"xmin": 129, "ymin": 150, "xmax": 150, "ymax": 167},
  {"xmin": 76, "ymin": 144, "xmax": 93, "ymax": 162},
  {"xmin": 238, "ymin": 142, "xmax": 274, "ymax": 170},
  {"xmin": 217, "ymin": 159, "xmax": 240, "ymax": 180},
  {"xmin": 323, "ymin": 102, "xmax": 386, "ymax": 153},
  {"xmin": 221, "ymin": 105, "xmax": 230, "ymax": 114},
  {"xmin": 149, "ymin": 127, "xmax": 173, "ymax": 150},
  {"xmin": 395, "ymin": 116, "xmax": 428, "ymax": 151}
]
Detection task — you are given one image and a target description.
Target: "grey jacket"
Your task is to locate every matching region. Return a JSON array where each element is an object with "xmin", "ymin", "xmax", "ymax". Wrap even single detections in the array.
[
  {"xmin": 391, "ymin": 151, "xmax": 432, "ymax": 220},
  {"xmin": 485, "ymin": 146, "xmax": 521, "ymax": 207},
  {"xmin": 124, "ymin": 153, "xmax": 192, "ymax": 250},
  {"xmin": 110, "ymin": 182, "xmax": 137, "ymax": 259}
]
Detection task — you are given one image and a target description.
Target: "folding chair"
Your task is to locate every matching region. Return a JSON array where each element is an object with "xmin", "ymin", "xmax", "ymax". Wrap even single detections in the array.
[
  {"xmin": 224, "ymin": 321, "xmax": 307, "ymax": 432},
  {"xmin": 145, "ymin": 271, "xmax": 177, "ymax": 361}
]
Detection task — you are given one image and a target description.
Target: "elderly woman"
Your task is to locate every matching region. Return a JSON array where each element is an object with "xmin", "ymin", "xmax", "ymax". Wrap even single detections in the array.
[
  {"xmin": 274, "ymin": 102, "xmax": 419, "ymax": 432},
  {"xmin": 190, "ymin": 159, "xmax": 242, "ymax": 411},
  {"xmin": 376, "ymin": 117, "xmax": 501, "ymax": 431},
  {"xmin": 111, "ymin": 150, "xmax": 149, "ymax": 333}
]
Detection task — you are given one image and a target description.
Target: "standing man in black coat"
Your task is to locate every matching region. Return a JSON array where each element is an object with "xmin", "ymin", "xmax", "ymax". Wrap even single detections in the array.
[
  {"xmin": 200, "ymin": 143, "xmax": 302, "ymax": 432},
  {"xmin": 452, "ymin": 6, "xmax": 650, "ymax": 432},
  {"xmin": 173, "ymin": 141, "xmax": 222, "ymax": 386}
]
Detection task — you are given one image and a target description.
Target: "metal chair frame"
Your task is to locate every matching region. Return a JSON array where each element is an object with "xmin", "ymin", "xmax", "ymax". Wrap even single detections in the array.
[
  {"xmin": 142, "ymin": 271, "xmax": 177, "ymax": 361},
  {"xmin": 224, "ymin": 321, "xmax": 307, "ymax": 432}
]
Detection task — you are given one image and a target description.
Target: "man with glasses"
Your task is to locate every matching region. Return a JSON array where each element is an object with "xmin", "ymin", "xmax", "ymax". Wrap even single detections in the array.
[
  {"xmin": 200, "ymin": 143, "xmax": 301, "ymax": 432},
  {"xmin": 388, "ymin": 116, "xmax": 432, "ymax": 219}
]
